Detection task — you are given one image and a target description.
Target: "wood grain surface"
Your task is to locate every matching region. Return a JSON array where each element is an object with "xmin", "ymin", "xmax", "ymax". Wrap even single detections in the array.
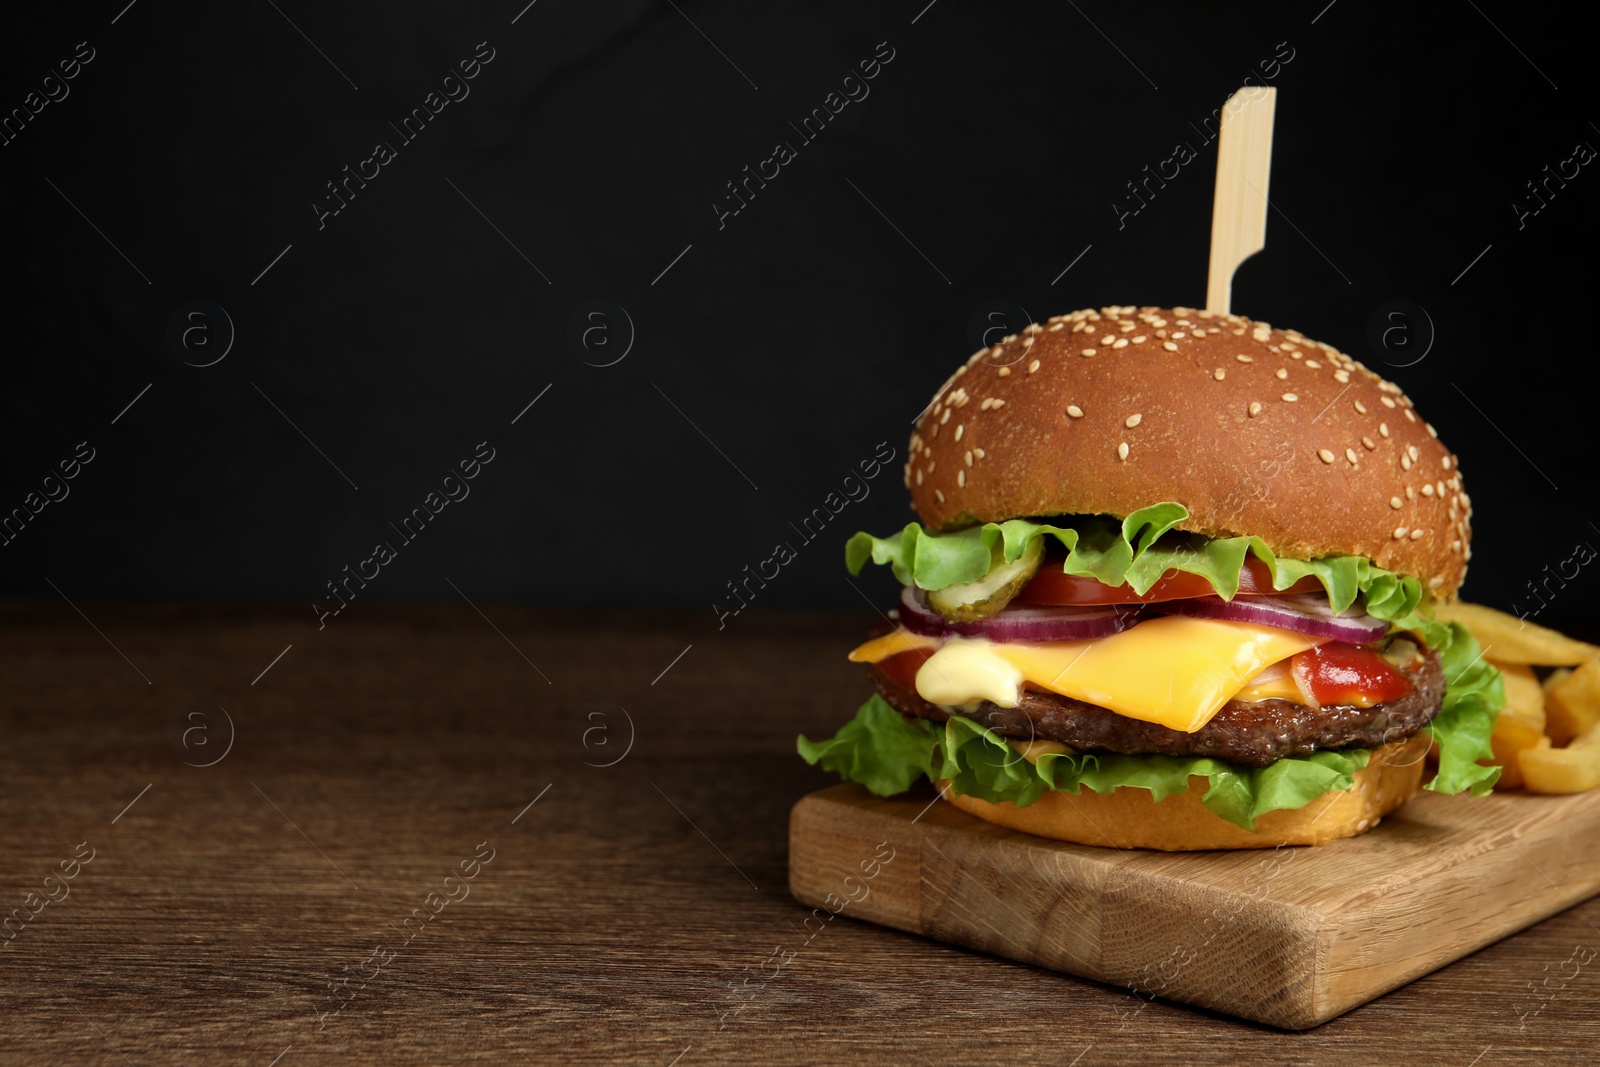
[
  {"xmin": 790, "ymin": 783, "xmax": 1600, "ymax": 1029},
  {"xmin": 2, "ymin": 601, "xmax": 1598, "ymax": 1065}
]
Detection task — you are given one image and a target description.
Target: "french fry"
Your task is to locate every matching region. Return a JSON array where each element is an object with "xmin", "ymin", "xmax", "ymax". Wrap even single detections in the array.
[
  {"xmin": 1486, "ymin": 663, "xmax": 1546, "ymax": 790},
  {"xmin": 1493, "ymin": 663, "xmax": 1547, "ymax": 729},
  {"xmin": 1543, "ymin": 667, "xmax": 1573, "ymax": 696},
  {"xmin": 1521, "ymin": 723, "xmax": 1600, "ymax": 794},
  {"xmin": 1545, "ymin": 659, "xmax": 1600, "ymax": 747},
  {"xmin": 1491, "ymin": 718, "xmax": 1543, "ymax": 789},
  {"xmin": 1431, "ymin": 601, "xmax": 1600, "ymax": 666}
]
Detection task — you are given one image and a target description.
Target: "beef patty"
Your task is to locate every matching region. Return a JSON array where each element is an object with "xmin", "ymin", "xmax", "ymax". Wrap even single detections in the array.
[{"xmin": 872, "ymin": 648, "xmax": 1444, "ymax": 767}]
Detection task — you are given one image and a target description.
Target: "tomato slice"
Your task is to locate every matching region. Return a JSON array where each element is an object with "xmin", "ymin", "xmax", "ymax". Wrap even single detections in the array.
[
  {"xmin": 1015, "ymin": 555, "xmax": 1321, "ymax": 606},
  {"xmin": 874, "ymin": 648, "xmax": 936, "ymax": 696},
  {"xmin": 1289, "ymin": 643, "xmax": 1413, "ymax": 707}
]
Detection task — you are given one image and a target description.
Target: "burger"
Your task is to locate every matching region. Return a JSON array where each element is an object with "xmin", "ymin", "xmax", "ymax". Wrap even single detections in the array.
[{"xmin": 799, "ymin": 306, "xmax": 1504, "ymax": 850}]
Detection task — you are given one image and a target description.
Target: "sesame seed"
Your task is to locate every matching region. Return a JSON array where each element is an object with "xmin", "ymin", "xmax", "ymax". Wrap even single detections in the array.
[
  {"xmin": 1101, "ymin": 335, "xmax": 1115, "ymax": 345},
  {"xmin": 1172, "ymin": 331, "xmax": 1187, "ymax": 340},
  {"xmin": 1275, "ymin": 368, "xmax": 1288, "ymax": 379},
  {"xmin": 1408, "ymin": 445, "xmax": 1419, "ymax": 460},
  {"xmin": 935, "ymin": 489, "xmax": 945, "ymax": 503},
  {"xmin": 1113, "ymin": 338, "xmax": 1129, "ymax": 349},
  {"xmin": 1318, "ymin": 449, "xmax": 1336, "ymax": 464},
  {"xmin": 1401, "ymin": 454, "xmax": 1412, "ymax": 470},
  {"xmin": 1213, "ymin": 368, "xmax": 1226, "ymax": 381},
  {"xmin": 991, "ymin": 399, "xmax": 1006, "ymax": 409},
  {"xmin": 1393, "ymin": 527, "xmax": 1408, "ymax": 539},
  {"xmin": 1025, "ymin": 323, "xmax": 1043, "ymax": 334},
  {"xmin": 1192, "ymin": 328, "xmax": 1207, "ymax": 337},
  {"xmin": 1248, "ymin": 401, "xmax": 1263, "ymax": 418},
  {"xmin": 1442, "ymin": 456, "xmax": 1452, "ymax": 470},
  {"xmin": 1067, "ymin": 405, "xmax": 1084, "ymax": 418},
  {"xmin": 1334, "ymin": 370, "xmax": 1350, "ymax": 383},
  {"xmin": 1422, "ymin": 483, "xmax": 1435, "ymax": 497},
  {"xmin": 1426, "ymin": 422, "xmax": 1438, "ymax": 437},
  {"xmin": 1023, "ymin": 336, "xmax": 1034, "ymax": 348},
  {"xmin": 1362, "ymin": 436, "xmax": 1376, "ymax": 450},
  {"xmin": 1236, "ymin": 353, "xmax": 1254, "ymax": 363},
  {"xmin": 974, "ymin": 448, "xmax": 986, "ymax": 459},
  {"xmin": 1430, "ymin": 576, "xmax": 1444, "ymax": 588},
  {"xmin": 940, "ymin": 409, "xmax": 951, "ymax": 424},
  {"xmin": 1346, "ymin": 448, "xmax": 1360, "ymax": 464},
  {"xmin": 1282, "ymin": 393, "xmax": 1299, "ymax": 402},
  {"xmin": 1404, "ymin": 408, "xmax": 1417, "ymax": 422},
  {"xmin": 1381, "ymin": 396, "xmax": 1397, "ymax": 408},
  {"xmin": 965, "ymin": 450, "xmax": 973, "ymax": 467},
  {"xmin": 1082, "ymin": 348, "xmax": 1097, "ymax": 357},
  {"xmin": 1306, "ymin": 360, "xmax": 1322, "ymax": 369},
  {"xmin": 1411, "ymin": 528, "xmax": 1425, "ymax": 540},
  {"xmin": 1125, "ymin": 413, "xmax": 1143, "ymax": 428},
  {"xmin": 1028, "ymin": 359, "xmax": 1041, "ymax": 373},
  {"xmin": 1451, "ymin": 539, "xmax": 1462, "ymax": 552},
  {"xmin": 958, "ymin": 470, "xmax": 966, "ymax": 487},
  {"xmin": 989, "ymin": 346, "xmax": 1004, "ymax": 358},
  {"xmin": 1354, "ymin": 400, "xmax": 1368, "ymax": 415},
  {"xmin": 1162, "ymin": 341, "xmax": 1179, "ymax": 352},
  {"xmin": 928, "ymin": 460, "xmax": 936, "ymax": 472},
  {"xmin": 1437, "ymin": 481, "xmax": 1446, "ymax": 496},
  {"xmin": 916, "ymin": 471, "xmax": 924, "ymax": 485},
  {"xmin": 1406, "ymin": 485, "xmax": 1415, "ymax": 499},
  {"xmin": 1390, "ymin": 496, "xmax": 1403, "ymax": 509},
  {"xmin": 1379, "ymin": 422, "xmax": 1389, "ymax": 437},
  {"xmin": 1118, "ymin": 442, "xmax": 1130, "ymax": 461},
  {"xmin": 955, "ymin": 424, "xmax": 965, "ymax": 441},
  {"xmin": 1132, "ymin": 336, "xmax": 1148, "ymax": 345},
  {"xmin": 997, "ymin": 367, "xmax": 1010, "ymax": 377},
  {"xmin": 1049, "ymin": 322, "xmax": 1065, "ymax": 331}
]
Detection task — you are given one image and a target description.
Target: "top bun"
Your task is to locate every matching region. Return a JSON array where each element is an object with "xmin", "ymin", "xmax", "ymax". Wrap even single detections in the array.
[{"xmin": 906, "ymin": 307, "xmax": 1470, "ymax": 598}]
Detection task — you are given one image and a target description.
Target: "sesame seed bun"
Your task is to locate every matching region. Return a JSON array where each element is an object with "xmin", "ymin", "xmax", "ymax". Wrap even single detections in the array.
[
  {"xmin": 907, "ymin": 307, "xmax": 1469, "ymax": 598},
  {"xmin": 937, "ymin": 732, "xmax": 1430, "ymax": 851}
]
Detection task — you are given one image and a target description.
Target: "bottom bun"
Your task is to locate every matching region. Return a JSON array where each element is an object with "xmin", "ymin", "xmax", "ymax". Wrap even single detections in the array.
[{"xmin": 938, "ymin": 732, "xmax": 1431, "ymax": 851}]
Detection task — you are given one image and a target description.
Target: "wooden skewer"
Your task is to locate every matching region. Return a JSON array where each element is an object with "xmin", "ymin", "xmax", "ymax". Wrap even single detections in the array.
[{"xmin": 1205, "ymin": 87, "xmax": 1277, "ymax": 315}]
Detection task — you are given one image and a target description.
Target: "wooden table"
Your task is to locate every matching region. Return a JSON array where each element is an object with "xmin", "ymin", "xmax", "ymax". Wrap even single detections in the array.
[{"xmin": 2, "ymin": 601, "xmax": 1596, "ymax": 1064}]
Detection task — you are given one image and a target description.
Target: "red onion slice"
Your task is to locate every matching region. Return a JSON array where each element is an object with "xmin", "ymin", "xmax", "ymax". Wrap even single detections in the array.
[
  {"xmin": 1150, "ymin": 592, "xmax": 1388, "ymax": 643},
  {"xmin": 899, "ymin": 586, "xmax": 1143, "ymax": 643}
]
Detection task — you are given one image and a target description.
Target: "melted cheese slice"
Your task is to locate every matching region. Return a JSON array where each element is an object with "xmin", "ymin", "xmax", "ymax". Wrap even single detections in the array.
[
  {"xmin": 1231, "ymin": 661, "xmax": 1307, "ymax": 705},
  {"xmin": 903, "ymin": 616, "xmax": 1323, "ymax": 734},
  {"xmin": 847, "ymin": 629, "xmax": 941, "ymax": 663}
]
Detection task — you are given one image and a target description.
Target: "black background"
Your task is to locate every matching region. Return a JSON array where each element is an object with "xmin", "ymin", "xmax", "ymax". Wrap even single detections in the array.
[{"xmin": 2, "ymin": 1, "xmax": 1595, "ymax": 630}]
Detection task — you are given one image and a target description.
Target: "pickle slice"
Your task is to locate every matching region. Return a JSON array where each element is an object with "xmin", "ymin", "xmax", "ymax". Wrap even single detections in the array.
[{"xmin": 926, "ymin": 536, "xmax": 1044, "ymax": 623}]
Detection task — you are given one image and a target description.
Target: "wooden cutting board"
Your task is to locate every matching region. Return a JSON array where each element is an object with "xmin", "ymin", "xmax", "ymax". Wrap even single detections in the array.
[{"xmin": 788, "ymin": 783, "xmax": 1600, "ymax": 1029}]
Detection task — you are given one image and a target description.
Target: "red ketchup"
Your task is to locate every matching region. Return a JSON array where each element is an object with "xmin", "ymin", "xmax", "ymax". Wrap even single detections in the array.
[{"xmin": 1290, "ymin": 643, "xmax": 1414, "ymax": 707}]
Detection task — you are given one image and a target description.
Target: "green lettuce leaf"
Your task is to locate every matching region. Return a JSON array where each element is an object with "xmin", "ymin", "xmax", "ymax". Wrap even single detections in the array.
[
  {"xmin": 799, "ymin": 695, "xmax": 1371, "ymax": 832},
  {"xmin": 844, "ymin": 501, "xmax": 1422, "ymax": 619},
  {"xmin": 1412, "ymin": 618, "xmax": 1503, "ymax": 794},
  {"xmin": 796, "ymin": 694, "xmax": 938, "ymax": 796}
]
